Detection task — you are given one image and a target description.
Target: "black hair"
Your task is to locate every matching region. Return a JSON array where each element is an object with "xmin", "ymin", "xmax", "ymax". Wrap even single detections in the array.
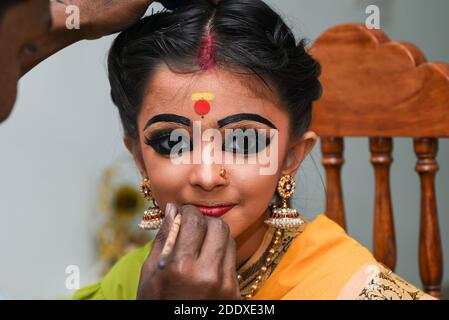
[{"xmin": 108, "ymin": 0, "xmax": 322, "ymax": 140}]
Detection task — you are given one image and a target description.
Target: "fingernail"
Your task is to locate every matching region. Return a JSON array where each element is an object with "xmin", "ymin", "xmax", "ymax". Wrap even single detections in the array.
[{"xmin": 165, "ymin": 202, "xmax": 177, "ymax": 220}]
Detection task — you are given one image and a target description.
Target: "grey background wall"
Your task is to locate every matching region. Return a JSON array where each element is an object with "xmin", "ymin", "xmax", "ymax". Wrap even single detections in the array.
[{"xmin": 0, "ymin": 0, "xmax": 448, "ymax": 299}]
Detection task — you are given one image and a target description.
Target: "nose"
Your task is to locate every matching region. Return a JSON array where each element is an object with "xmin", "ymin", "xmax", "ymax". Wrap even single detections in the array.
[
  {"xmin": 188, "ymin": 142, "xmax": 228, "ymax": 192},
  {"xmin": 189, "ymin": 162, "xmax": 228, "ymax": 191}
]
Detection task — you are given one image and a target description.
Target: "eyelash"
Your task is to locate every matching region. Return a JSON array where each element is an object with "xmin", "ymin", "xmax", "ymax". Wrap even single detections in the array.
[
  {"xmin": 144, "ymin": 128, "xmax": 273, "ymax": 156},
  {"xmin": 223, "ymin": 130, "xmax": 272, "ymax": 155},
  {"xmin": 144, "ymin": 129, "xmax": 192, "ymax": 156}
]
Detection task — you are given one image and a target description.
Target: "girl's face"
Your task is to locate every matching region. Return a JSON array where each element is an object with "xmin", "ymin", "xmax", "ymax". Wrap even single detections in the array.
[{"xmin": 127, "ymin": 64, "xmax": 316, "ymax": 245}]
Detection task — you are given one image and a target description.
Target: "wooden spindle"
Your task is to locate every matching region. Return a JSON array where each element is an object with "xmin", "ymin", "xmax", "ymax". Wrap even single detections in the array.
[
  {"xmin": 369, "ymin": 137, "xmax": 396, "ymax": 271},
  {"xmin": 321, "ymin": 137, "xmax": 346, "ymax": 230},
  {"xmin": 414, "ymin": 137, "xmax": 443, "ymax": 298}
]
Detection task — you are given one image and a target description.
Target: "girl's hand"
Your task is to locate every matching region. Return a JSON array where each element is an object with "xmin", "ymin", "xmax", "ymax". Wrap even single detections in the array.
[{"xmin": 137, "ymin": 204, "xmax": 241, "ymax": 300}]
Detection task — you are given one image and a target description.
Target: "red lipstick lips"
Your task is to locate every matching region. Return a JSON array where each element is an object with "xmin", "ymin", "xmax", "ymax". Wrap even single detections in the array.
[{"xmin": 193, "ymin": 204, "xmax": 235, "ymax": 218}]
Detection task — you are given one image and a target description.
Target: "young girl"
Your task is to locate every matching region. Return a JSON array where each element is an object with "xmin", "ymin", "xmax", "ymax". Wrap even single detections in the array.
[{"xmin": 74, "ymin": 0, "xmax": 434, "ymax": 300}]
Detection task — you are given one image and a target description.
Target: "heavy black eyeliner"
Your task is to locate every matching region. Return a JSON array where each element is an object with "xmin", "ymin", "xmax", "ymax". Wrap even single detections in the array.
[
  {"xmin": 145, "ymin": 129, "xmax": 193, "ymax": 155},
  {"xmin": 144, "ymin": 128, "xmax": 174, "ymax": 143},
  {"xmin": 222, "ymin": 129, "xmax": 273, "ymax": 155}
]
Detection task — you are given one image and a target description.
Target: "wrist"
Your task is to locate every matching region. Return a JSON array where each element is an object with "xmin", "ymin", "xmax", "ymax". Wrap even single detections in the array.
[{"xmin": 50, "ymin": 1, "xmax": 89, "ymax": 42}]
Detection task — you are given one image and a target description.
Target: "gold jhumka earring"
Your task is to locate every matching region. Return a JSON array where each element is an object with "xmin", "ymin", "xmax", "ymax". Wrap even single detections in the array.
[
  {"xmin": 138, "ymin": 178, "xmax": 164, "ymax": 230},
  {"xmin": 265, "ymin": 174, "xmax": 305, "ymax": 230}
]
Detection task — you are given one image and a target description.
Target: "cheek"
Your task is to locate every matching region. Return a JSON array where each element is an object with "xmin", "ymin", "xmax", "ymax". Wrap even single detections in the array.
[
  {"xmin": 222, "ymin": 134, "xmax": 290, "ymax": 235},
  {"xmin": 222, "ymin": 165, "xmax": 278, "ymax": 238},
  {"xmin": 140, "ymin": 148, "xmax": 190, "ymax": 208}
]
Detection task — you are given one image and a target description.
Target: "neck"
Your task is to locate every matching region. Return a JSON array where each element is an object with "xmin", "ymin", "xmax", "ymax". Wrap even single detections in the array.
[{"xmin": 235, "ymin": 208, "xmax": 270, "ymax": 266}]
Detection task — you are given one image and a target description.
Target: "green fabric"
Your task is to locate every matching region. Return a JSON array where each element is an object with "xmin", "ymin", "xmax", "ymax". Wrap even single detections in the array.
[{"xmin": 73, "ymin": 240, "xmax": 154, "ymax": 300}]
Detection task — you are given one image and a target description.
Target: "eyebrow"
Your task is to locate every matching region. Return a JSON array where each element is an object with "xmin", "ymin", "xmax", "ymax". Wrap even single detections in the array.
[
  {"xmin": 217, "ymin": 113, "xmax": 277, "ymax": 129},
  {"xmin": 143, "ymin": 114, "xmax": 191, "ymax": 130}
]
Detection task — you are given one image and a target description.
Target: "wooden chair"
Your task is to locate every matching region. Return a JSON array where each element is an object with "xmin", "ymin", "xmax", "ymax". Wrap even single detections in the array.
[{"xmin": 310, "ymin": 23, "xmax": 449, "ymax": 299}]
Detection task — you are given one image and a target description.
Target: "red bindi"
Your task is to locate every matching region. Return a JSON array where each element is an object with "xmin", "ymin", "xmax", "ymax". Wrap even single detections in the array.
[{"xmin": 194, "ymin": 99, "xmax": 211, "ymax": 116}]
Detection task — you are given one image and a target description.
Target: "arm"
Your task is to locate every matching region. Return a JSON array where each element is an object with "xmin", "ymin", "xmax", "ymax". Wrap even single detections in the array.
[{"xmin": 21, "ymin": 0, "xmax": 154, "ymax": 75}]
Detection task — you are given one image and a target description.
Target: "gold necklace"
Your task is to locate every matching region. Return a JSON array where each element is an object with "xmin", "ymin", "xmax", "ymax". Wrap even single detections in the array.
[
  {"xmin": 237, "ymin": 218, "xmax": 306, "ymax": 300},
  {"xmin": 237, "ymin": 228, "xmax": 283, "ymax": 299}
]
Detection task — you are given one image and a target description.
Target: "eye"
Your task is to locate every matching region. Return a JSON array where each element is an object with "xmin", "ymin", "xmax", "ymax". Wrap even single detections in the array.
[
  {"xmin": 222, "ymin": 129, "xmax": 272, "ymax": 155},
  {"xmin": 144, "ymin": 129, "xmax": 192, "ymax": 156}
]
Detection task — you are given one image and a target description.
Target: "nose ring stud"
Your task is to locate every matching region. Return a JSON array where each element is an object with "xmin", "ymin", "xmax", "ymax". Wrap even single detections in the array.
[{"xmin": 219, "ymin": 168, "xmax": 227, "ymax": 179}]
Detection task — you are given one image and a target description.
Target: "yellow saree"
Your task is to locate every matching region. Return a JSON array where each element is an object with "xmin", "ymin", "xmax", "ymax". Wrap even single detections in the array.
[{"xmin": 73, "ymin": 214, "xmax": 434, "ymax": 300}]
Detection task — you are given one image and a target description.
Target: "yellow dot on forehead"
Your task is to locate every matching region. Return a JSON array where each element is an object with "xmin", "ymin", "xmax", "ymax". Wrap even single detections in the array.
[{"xmin": 191, "ymin": 92, "xmax": 215, "ymax": 101}]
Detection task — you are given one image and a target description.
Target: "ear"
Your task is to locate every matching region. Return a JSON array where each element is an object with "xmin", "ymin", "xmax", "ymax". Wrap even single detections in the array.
[
  {"xmin": 281, "ymin": 131, "xmax": 317, "ymax": 176},
  {"xmin": 124, "ymin": 136, "xmax": 147, "ymax": 178}
]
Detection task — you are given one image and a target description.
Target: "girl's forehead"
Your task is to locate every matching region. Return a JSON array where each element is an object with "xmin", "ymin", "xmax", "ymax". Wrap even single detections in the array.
[
  {"xmin": 143, "ymin": 64, "xmax": 280, "ymax": 107},
  {"xmin": 138, "ymin": 67, "xmax": 290, "ymax": 135}
]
